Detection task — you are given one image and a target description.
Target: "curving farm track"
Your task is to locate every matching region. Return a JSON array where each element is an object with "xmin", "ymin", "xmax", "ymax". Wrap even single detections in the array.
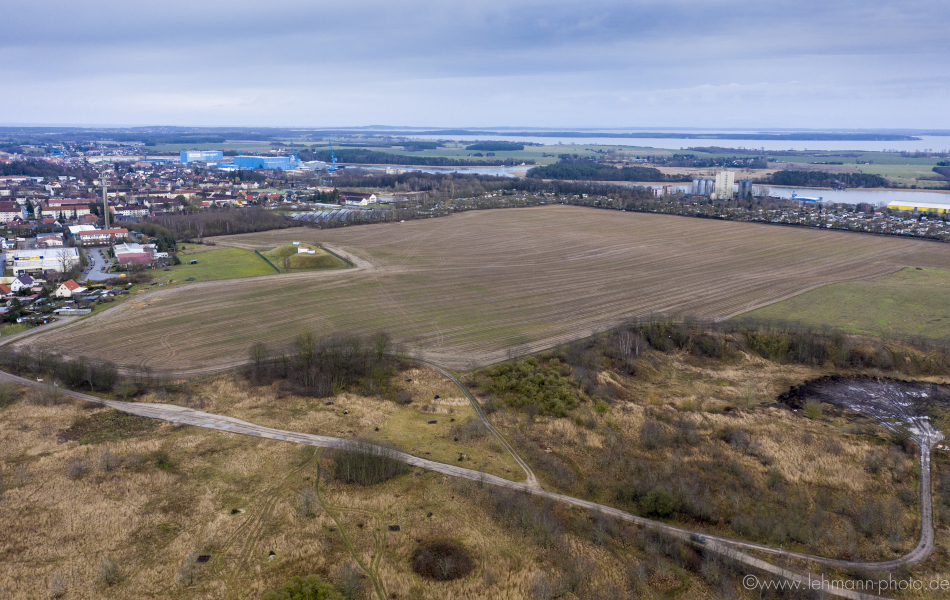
[{"xmin": 0, "ymin": 366, "xmax": 939, "ymax": 600}]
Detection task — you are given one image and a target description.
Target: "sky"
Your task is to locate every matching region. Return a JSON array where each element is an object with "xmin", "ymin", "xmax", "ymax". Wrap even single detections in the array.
[{"xmin": 3, "ymin": 0, "xmax": 949, "ymax": 129}]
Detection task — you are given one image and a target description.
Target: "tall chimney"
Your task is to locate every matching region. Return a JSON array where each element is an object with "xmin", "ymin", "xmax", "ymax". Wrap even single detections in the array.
[{"xmin": 102, "ymin": 176, "xmax": 109, "ymax": 229}]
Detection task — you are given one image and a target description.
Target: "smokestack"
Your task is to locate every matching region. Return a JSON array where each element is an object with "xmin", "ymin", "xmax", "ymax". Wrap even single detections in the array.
[{"xmin": 102, "ymin": 177, "xmax": 109, "ymax": 229}]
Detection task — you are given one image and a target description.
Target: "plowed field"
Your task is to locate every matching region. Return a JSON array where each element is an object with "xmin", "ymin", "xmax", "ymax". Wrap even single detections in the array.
[{"xmin": 19, "ymin": 206, "xmax": 950, "ymax": 372}]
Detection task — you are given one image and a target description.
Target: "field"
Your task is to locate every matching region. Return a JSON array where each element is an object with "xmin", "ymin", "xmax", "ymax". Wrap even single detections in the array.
[
  {"xmin": 739, "ymin": 267, "xmax": 950, "ymax": 340},
  {"xmin": 15, "ymin": 206, "xmax": 950, "ymax": 374},
  {"xmin": 162, "ymin": 248, "xmax": 277, "ymax": 283}
]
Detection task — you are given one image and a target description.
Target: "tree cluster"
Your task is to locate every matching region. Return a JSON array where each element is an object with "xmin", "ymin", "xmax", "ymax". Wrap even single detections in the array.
[
  {"xmin": 763, "ymin": 170, "xmax": 889, "ymax": 188},
  {"xmin": 527, "ymin": 162, "xmax": 684, "ymax": 182},
  {"xmin": 465, "ymin": 142, "xmax": 525, "ymax": 151},
  {"xmin": 146, "ymin": 207, "xmax": 290, "ymax": 242},
  {"xmin": 301, "ymin": 148, "xmax": 532, "ymax": 167}
]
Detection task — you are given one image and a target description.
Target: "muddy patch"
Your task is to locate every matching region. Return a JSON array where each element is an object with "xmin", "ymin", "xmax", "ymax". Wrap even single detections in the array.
[{"xmin": 779, "ymin": 375, "xmax": 948, "ymax": 439}]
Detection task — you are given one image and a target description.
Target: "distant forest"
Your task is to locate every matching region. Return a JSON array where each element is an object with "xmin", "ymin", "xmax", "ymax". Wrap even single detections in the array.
[
  {"xmin": 465, "ymin": 142, "xmax": 525, "ymax": 151},
  {"xmin": 0, "ymin": 160, "xmax": 93, "ymax": 179},
  {"xmin": 763, "ymin": 171, "xmax": 890, "ymax": 188},
  {"xmin": 527, "ymin": 162, "xmax": 687, "ymax": 182},
  {"xmin": 300, "ymin": 148, "xmax": 533, "ymax": 167},
  {"xmin": 335, "ymin": 171, "xmax": 656, "ymax": 202}
]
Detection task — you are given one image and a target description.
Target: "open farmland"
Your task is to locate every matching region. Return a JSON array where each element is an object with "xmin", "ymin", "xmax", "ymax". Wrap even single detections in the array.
[
  {"xmin": 739, "ymin": 267, "xmax": 950, "ymax": 340},
  {"xmin": 16, "ymin": 206, "xmax": 950, "ymax": 373}
]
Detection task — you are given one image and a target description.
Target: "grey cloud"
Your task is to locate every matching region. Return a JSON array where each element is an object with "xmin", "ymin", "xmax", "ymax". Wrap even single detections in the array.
[{"xmin": 1, "ymin": 0, "xmax": 948, "ymax": 127}]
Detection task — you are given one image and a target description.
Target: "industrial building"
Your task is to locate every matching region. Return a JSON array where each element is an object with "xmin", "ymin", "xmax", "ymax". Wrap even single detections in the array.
[
  {"xmin": 691, "ymin": 171, "xmax": 736, "ymax": 200},
  {"xmin": 692, "ymin": 178, "xmax": 714, "ymax": 196},
  {"xmin": 233, "ymin": 155, "xmax": 299, "ymax": 170},
  {"xmin": 714, "ymin": 171, "xmax": 735, "ymax": 200},
  {"xmin": 7, "ymin": 248, "xmax": 80, "ymax": 276},
  {"xmin": 180, "ymin": 151, "xmax": 224, "ymax": 164},
  {"xmin": 737, "ymin": 178, "xmax": 754, "ymax": 197},
  {"xmin": 114, "ymin": 242, "xmax": 154, "ymax": 265},
  {"xmin": 886, "ymin": 200, "xmax": 950, "ymax": 214}
]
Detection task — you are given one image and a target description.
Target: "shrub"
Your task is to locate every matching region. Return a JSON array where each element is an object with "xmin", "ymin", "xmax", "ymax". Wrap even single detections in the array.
[
  {"xmin": 450, "ymin": 418, "xmax": 486, "ymax": 443},
  {"xmin": 411, "ymin": 540, "xmax": 475, "ymax": 581},
  {"xmin": 804, "ymin": 401, "xmax": 822, "ymax": 420},
  {"xmin": 476, "ymin": 357, "xmax": 578, "ymax": 417},
  {"xmin": 297, "ymin": 488, "xmax": 319, "ymax": 518},
  {"xmin": 0, "ymin": 383, "xmax": 18, "ymax": 408},
  {"xmin": 67, "ymin": 458, "xmax": 88, "ymax": 480},
  {"xmin": 262, "ymin": 575, "xmax": 343, "ymax": 600},
  {"xmin": 640, "ymin": 489, "xmax": 678, "ymax": 517},
  {"xmin": 331, "ymin": 440, "xmax": 407, "ymax": 486},
  {"xmin": 96, "ymin": 555, "xmax": 120, "ymax": 587}
]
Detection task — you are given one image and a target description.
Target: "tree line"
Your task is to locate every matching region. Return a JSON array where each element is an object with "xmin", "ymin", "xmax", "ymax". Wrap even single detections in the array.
[
  {"xmin": 465, "ymin": 142, "xmax": 525, "ymax": 151},
  {"xmin": 146, "ymin": 207, "xmax": 291, "ymax": 242},
  {"xmin": 762, "ymin": 170, "xmax": 889, "ymax": 188},
  {"xmin": 299, "ymin": 148, "xmax": 534, "ymax": 167},
  {"xmin": 527, "ymin": 162, "xmax": 688, "ymax": 182}
]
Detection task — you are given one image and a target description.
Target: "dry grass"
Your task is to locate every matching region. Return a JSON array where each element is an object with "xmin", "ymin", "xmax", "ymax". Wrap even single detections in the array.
[
  {"xmin": 0, "ymin": 388, "xmax": 721, "ymax": 600},
  {"xmin": 15, "ymin": 206, "xmax": 950, "ymax": 373},
  {"xmin": 147, "ymin": 366, "xmax": 523, "ymax": 480}
]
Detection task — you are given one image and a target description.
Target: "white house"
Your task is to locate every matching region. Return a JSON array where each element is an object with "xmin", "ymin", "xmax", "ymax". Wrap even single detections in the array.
[{"xmin": 54, "ymin": 279, "xmax": 87, "ymax": 298}]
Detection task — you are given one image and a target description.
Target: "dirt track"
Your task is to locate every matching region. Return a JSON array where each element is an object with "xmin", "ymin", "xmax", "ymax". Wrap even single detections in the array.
[{"xmin": 15, "ymin": 206, "xmax": 950, "ymax": 373}]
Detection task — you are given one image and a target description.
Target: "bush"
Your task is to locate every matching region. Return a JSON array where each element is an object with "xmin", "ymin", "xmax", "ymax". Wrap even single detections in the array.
[
  {"xmin": 411, "ymin": 540, "xmax": 475, "ymax": 581},
  {"xmin": 476, "ymin": 357, "xmax": 578, "ymax": 417},
  {"xmin": 67, "ymin": 458, "xmax": 88, "ymax": 480},
  {"xmin": 450, "ymin": 418, "xmax": 486, "ymax": 443},
  {"xmin": 331, "ymin": 440, "xmax": 406, "ymax": 486},
  {"xmin": 640, "ymin": 489, "xmax": 678, "ymax": 517},
  {"xmin": 0, "ymin": 383, "xmax": 18, "ymax": 408},
  {"xmin": 804, "ymin": 401, "xmax": 822, "ymax": 420},
  {"xmin": 262, "ymin": 575, "xmax": 343, "ymax": 600},
  {"xmin": 96, "ymin": 555, "xmax": 120, "ymax": 587}
]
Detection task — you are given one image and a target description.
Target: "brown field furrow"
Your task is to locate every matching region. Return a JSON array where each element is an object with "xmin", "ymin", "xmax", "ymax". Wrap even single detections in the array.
[{"xmin": 19, "ymin": 206, "xmax": 950, "ymax": 371}]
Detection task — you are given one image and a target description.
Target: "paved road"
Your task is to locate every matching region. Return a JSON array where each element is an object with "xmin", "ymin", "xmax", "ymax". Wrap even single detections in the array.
[{"xmin": 0, "ymin": 368, "xmax": 936, "ymax": 599}]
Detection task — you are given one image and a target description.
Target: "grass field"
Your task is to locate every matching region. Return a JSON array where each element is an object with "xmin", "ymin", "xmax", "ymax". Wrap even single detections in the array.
[
  {"xmin": 739, "ymin": 267, "xmax": 950, "ymax": 340},
  {"xmin": 16, "ymin": 206, "xmax": 950, "ymax": 373},
  {"xmin": 163, "ymin": 248, "xmax": 277, "ymax": 283}
]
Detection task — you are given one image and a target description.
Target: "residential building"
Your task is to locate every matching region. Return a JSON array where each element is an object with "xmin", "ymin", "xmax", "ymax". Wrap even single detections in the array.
[
  {"xmin": 37, "ymin": 235, "xmax": 64, "ymax": 247},
  {"xmin": 0, "ymin": 201, "xmax": 25, "ymax": 221},
  {"xmin": 340, "ymin": 192, "xmax": 377, "ymax": 206},
  {"xmin": 54, "ymin": 279, "xmax": 87, "ymax": 298},
  {"xmin": 38, "ymin": 201, "xmax": 92, "ymax": 219},
  {"xmin": 74, "ymin": 228, "xmax": 130, "ymax": 246},
  {"xmin": 9, "ymin": 274, "xmax": 34, "ymax": 292}
]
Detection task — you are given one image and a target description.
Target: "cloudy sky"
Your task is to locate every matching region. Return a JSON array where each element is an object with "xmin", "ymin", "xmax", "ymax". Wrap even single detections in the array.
[{"xmin": 3, "ymin": 0, "xmax": 948, "ymax": 129}]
